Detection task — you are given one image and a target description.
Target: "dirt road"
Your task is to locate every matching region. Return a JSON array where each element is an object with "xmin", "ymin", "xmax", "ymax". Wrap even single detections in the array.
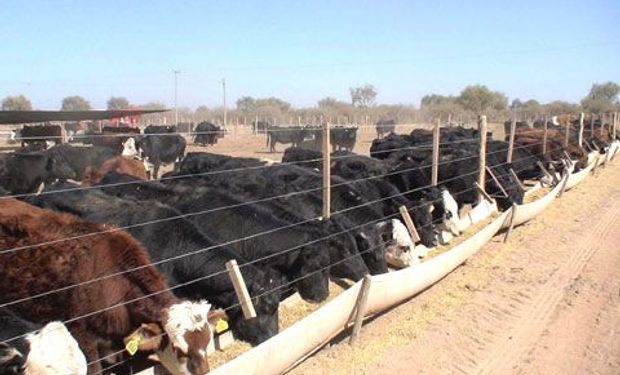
[{"xmin": 290, "ymin": 162, "xmax": 620, "ymax": 374}]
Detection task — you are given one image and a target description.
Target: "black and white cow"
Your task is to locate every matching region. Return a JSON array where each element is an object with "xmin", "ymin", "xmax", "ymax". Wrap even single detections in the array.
[
  {"xmin": 0, "ymin": 308, "xmax": 87, "ymax": 375},
  {"xmin": 131, "ymin": 133, "xmax": 186, "ymax": 179}
]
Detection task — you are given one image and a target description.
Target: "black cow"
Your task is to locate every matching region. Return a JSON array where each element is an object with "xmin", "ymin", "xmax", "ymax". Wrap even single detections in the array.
[
  {"xmin": 29, "ymin": 184, "xmax": 286, "ymax": 346},
  {"xmin": 195, "ymin": 164, "xmax": 392, "ymax": 274},
  {"xmin": 100, "ymin": 171, "xmax": 372, "ymax": 283},
  {"xmin": 330, "ymin": 126, "xmax": 358, "ymax": 152},
  {"xmin": 0, "ymin": 152, "xmax": 52, "ymax": 194},
  {"xmin": 44, "ymin": 144, "xmax": 117, "ymax": 181},
  {"xmin": 371, "ymin": 127, "xmax": 532, "ymax": 210},
  {"xmin": 134, "ymin": 133, "xmax": 186, "ymax": 179},
  {"xmin": 178, "ymin": 152, "xmax": 269, "ymax": 176},
  {"xmin": 376, "ymin": 119, "xmax": 396, "ymax": 138},
  {"xmin": 282, "ymin": 147, "xmax": 323, "ymax": 169},
  {"xmin": 16, "ymin": 125, "xmax": 63, "ymax": 148},
  {"xmin": 266, "ymin": 126, "xmax": 307, "ymax": 152},
  {"xmin": 144, "ymin": 125, "xmax": 177, "ymax": 134},
  {"xmin": 370, "ymin": 133, "xmax": 416, "ymax": 160},
  {"xmin": 80, "ymin": 126, "xmax": 139, "ymax": 153},
  {"xmin": 194, "ymin": 122, "xmax": 225, "ymax": 146},
  {"xmin": 166, "ymin": 187, "xmax": 351, "ymax": 301}
]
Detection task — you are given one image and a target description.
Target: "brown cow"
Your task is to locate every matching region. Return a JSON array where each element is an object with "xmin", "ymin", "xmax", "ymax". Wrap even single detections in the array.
[
  {"xmin": 513, "ymin": 128, "xmax": 588, "ymax": 169},
  {"xmin": 82, "ymin": 156, "xmax": 147, "ymax": 186},
  {"xmin": 0, "ymin": 199, "xmax": 224, "ymax": 374}
]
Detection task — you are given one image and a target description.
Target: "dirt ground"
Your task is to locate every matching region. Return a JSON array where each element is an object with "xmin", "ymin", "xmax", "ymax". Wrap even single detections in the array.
[{"xmin": 287, "ymin": 157, "xmax": 620, "ymax": 374}]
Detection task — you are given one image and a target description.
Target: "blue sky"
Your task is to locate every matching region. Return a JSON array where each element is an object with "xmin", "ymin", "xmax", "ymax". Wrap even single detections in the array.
[{"xmin": 1, "ymin": 0, "xmax": 618, "ymax": 109}]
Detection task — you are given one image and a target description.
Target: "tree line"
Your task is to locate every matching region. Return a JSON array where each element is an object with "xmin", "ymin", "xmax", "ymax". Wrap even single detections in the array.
[{"xmin": 2, "ymin": 82, "xmax": 619, "ymax": 125}]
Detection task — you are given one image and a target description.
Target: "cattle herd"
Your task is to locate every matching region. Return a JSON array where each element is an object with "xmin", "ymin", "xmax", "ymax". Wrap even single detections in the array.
[{"xmin": 0, "ymin": 115, "xmax": 616, "ymax": 375}]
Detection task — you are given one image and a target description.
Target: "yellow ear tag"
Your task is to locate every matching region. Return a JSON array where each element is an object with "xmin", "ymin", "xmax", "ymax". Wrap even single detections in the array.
[
  {"xmin": 214, "ymin": 319, "xmax": 229, "ymax": 334},
  {"xmin": 125, "ymin": 336, "xmax": 141, "ymax": 356}
]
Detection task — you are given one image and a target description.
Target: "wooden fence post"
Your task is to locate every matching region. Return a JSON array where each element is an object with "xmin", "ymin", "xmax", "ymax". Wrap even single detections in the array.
[
  {"xmin": 564, "ymin": 116, "xmax": 570, "ymax": 147},
  {"xmin": 614, "ymin": 112, "xmax": 618, "ymax": 139},
  {"xmin": 507, "ymin": 116, "xmax": 516, "ymax": 164},
  {"xmin": 322, "ymin": 121, "xmax": 331, "ymax": 220},
  {"xmin": 478, "ymin": 115, "xmax": 488, "ymax": 199},
  {"xmin": 399, "ymin": 206, "xmax": 421, "ymax": 243},
  {"xmin": 225, "ymin": 260, "xmax": 257, "ymax": 319},
  {"xmin": 432, "ymin": 118, "xmax": 440, "ymax": 186},
  {"xmin": 542, "ymin": 115, "xmax": 548, "ymax": 156},
  {"xmin": 349, "ymin": 275, "xmax": 372, "ymax": 345},
  {"xmin": 485, "ymin": 166, "xmax": 509, "ymax": 197},
  {"xmin": 503, "ymin": 203, "xmax": 518, "ymax": 242},
  {"xmin": 578, "ymin": 112, "xmax": 584, "ymax": 147}
]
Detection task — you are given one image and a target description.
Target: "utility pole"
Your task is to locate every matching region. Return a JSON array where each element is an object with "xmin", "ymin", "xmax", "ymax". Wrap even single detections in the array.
[
  {"xmin": 173, "ymin": 69, "xmax": 181, "ymax": 126},
  {"xmin": 222, "ymin": 78, "xmax": 227, "ymax": 130}
]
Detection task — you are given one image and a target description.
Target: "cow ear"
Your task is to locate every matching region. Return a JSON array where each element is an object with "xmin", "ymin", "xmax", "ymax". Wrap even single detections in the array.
[
  {"xmin": 207, "ymin": 309, "xmax": 228, "ymax": 326},
  {"xmin": 124, "ymin": 323, "xmax": 163, "ymax": 352}
]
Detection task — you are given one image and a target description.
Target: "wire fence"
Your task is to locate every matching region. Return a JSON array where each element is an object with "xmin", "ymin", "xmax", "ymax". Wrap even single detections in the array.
[{"xmin": 0, "ymin": 115, "xmax": 605, "ymax": 374}]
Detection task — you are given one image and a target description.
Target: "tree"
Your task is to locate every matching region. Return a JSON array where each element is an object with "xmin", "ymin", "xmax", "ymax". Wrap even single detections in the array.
[
  {"xmin": 236, "ymin": 96, "xmax": 256, "ymax": 112},
  {"xmin": 420, "ymin": 94, "xmax": 453, "ymax": 107},
  {"xmin": 107, "ymin": 96, "xmax": 130, "ymax": 110},
  {"xmin": 457, "ymin": 85, "xmax": 508, "ymax": 114},
  {"xmin": 586, "ymin": 82, "xmax": 619, "ymax": 102},
  {"xmin": 510, "ymin": 98, "xmax": 523, "ymax": 109},
  {"xmin": 61, "ymin": 95, "xmax": 91, "ymax": 111},
  {"xmin": 194, "ymin": 105, "xmax": 210, "ymax": 121},
  {"xmin": 1, "ymin": 95, "xmax": 32, "ymax": 110},
  {"xmin": 350, "ymin": 84, "xmax": 377, "ymax": 107},
  {"xmin": 581, "ymin": 82, "xmax": 619, "ymax": 113},
  {"xmin": 318, "ymin": 97, "xmax": 340, "ymax": 108},
  {"xmin": 254, "ymin": 97, "xmax": 291, "ymax": 113},
  {"xmin": 543, "ymin": 100, "xmax": 579, "ymax": 115}
]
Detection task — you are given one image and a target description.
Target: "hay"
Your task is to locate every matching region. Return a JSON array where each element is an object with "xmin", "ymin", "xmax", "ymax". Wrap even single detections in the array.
[
  {"xmin": 279, "ymin": 281, "xmax": 351, "ymax": 330},
  {"xmin": 210, "ymin": 341, "xmax": 253, "ymax": 369},
  {"xmin": 523, "ymin": 185, "xmax": 551, "ymax": 203},
  {"xmin": 427, "ymin": 213, "xmax": 499, "ymax": 259}
]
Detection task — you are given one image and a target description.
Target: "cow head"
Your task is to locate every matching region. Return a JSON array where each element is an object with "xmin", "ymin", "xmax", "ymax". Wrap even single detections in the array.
[
  {"xmin": 127, "ymin": 301, "xmax": 224, "ymax": 375},
  {"xmin": 381, "ymin": 219, "xmax": 420, "ymax": 268},
  {"xmin": 294, "ymin": 247, "xmax": 330, "ymax": 302},
  {"xmin": 438, "ymin": 188, "xmax": 462, "ymax": 236},
  {"xmin": 0, "ymin": 343, "xmax": 24, "ymax": 375},
  {"xmin": 326, "ymin": 224, "xmax": 369, "ymax": 282},
  {"xmin": 356, "ymin": 227, "xmax": 388, "ymax": 274},
  {"xmin": 409, "ymin": 200, "xmax": 437, "ymax": 248},
  {"xmin": 229, "ymin": 267, "xmax": 284, "ymax": 345},
  {"xmin": 121, "ymin": 137, "xmax": 139, "ymax": 158},
  {"xmin": 121, "ymin": 137, "xmax": 140, "ymax": 158},
  {"xmin": 21, "ymin": 322, "xmax": 87, "ymax": 375}
]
